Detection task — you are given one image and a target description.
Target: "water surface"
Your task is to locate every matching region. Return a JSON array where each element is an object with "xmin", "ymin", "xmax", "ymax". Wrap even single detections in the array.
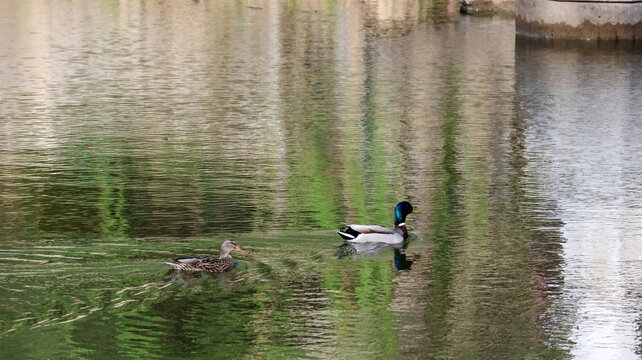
[{"xmin": 1, "ymin": 0, "xmax": 641, "ymax": 359}]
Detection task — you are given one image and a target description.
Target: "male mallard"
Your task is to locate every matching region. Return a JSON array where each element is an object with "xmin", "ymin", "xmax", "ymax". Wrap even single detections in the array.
[
  {"xmin": 163, "ymin": 239, "xmax": 249, "ymax": 272},
  {"xmin": 336, "ymin": 201, "xmax": 419, "ymax": 244}
]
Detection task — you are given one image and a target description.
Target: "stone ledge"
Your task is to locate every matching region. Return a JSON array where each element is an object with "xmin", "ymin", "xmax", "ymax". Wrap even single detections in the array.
[
  {"xmin": 515, "ymin": 34, "xmax": 642, "ymax": 50},
  {"xmin": 516, "ymin": 0, "xmax": 642, "ymax": 40}
]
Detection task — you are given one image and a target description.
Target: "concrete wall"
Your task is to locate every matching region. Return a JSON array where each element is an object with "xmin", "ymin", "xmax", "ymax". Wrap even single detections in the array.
[{"xmin": 516, "ymin": 0, "xmax": 642, "ymax": 40}]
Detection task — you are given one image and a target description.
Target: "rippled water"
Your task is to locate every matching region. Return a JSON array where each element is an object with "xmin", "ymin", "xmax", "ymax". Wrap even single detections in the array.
[{"xmin": 1, "ymin": 0, "xmax": 641, "ymax": 359}]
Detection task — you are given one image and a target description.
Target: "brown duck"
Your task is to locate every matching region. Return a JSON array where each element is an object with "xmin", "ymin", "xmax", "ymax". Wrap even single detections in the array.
[{"xmin": 163, "ymin": 239, "xmax": 249, "ymax": 272}]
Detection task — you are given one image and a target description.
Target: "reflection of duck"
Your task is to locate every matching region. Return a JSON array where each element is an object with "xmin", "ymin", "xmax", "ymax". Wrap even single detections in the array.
[
  {"xmin": 164, "ymin": 267, "xmax": 247, "ymax": 291},
  {"xmin": 335, "ymin": 242, "xmax": 413, "ymax": 270},
  {"xmin": 335, "ymin": 242, "xmax": 398, "ymax": 257},
  {"xmin": 336, "ymin": 201, "xmax": 419, "ymax": 244},
  {"xmin": 163, "ymin": 239, "xmax": 249, "ymax": 272},
  {"xmin": 393, "ymin": 248, "xmax": 413, "ymax": 270}
]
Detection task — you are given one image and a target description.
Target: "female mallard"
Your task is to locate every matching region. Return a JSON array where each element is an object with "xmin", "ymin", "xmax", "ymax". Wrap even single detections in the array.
[
  {"xmin": 336, "ymin": 201, "xmax": 419, "ymax": 244},
  {"xmin": 163, "ymin": 239, "xmax": 249, "ymax": 272}
]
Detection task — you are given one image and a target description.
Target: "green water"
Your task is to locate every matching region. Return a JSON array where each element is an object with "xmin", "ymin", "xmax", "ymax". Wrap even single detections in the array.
[{"xmin": 2, "ymin": 0, "xmax": 642, "ymax": 359}]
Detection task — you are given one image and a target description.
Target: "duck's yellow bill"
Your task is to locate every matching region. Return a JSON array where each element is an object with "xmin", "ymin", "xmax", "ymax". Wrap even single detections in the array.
[
  {"xmin": 234, "ymin": 247, "xmax": 250, "ymax": 254},
  {"xmin": 412, "ymin": 210, "xmax": 421, "ymax": 213}
]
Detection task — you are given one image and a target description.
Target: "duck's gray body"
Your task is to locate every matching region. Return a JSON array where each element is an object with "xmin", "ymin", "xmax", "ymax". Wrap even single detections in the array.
[
  {"xmin": 337, "ymin": 224, "xmax": 407, "ymax": 244},
  {"xmin": 336, "ymin": 202, "xmax": 417, "ymax": 245}
]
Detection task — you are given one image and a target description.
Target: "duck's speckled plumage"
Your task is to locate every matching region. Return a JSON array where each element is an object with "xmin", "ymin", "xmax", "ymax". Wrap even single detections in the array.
[{"xmin": 164, "ymin": 239, "xmax": 249, "ymax": 272}]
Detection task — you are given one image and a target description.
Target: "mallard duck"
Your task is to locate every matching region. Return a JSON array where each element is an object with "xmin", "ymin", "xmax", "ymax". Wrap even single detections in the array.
[
  {"xmin": 163, "ymin": 239, "xmax": 249, "ymax": 272},
  {"xmin": 336, "ymin": 201, "xmax": 419, "ymax": 244}
]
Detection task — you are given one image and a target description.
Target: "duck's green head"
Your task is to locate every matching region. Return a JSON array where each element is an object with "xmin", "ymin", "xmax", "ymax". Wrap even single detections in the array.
[{"xmin": 394, "ymin": 201, "xmax": 419, "ymax": 225}]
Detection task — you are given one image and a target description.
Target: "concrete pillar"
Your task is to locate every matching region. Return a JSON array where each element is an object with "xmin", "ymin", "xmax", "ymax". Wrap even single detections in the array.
[{"xmin": 516, "ymin": 0, "xmax": 642, "ymax": 40}]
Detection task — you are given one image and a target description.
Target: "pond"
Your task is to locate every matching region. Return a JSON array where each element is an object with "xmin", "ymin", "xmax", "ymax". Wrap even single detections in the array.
[{"xmin": 1, "ymin": 0, "xmax": 641, "ymax": 359}]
